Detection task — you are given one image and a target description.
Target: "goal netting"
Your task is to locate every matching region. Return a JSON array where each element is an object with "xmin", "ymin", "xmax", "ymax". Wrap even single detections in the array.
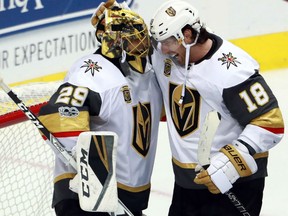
[{"xmin": 0, "ymin": 82, "xmax": 61, "ymax": 216}]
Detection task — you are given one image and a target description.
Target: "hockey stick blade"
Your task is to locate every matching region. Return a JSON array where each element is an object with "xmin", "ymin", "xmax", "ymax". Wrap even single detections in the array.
[
  {"xmin": 0, "ymin": 77, "xmax": 134, "ymax": 216},
  {"xmin": 197, "ymin": 111, "xmax": 220, "ymax": 168}
]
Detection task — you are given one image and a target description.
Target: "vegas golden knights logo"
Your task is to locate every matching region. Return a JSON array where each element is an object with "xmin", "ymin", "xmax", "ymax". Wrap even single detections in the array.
[
  {"xmin": 169, "ymin": 83, "xmax": 200, "ymax": 137},
  {"xmin": 164, "ymin": 58, "xmax": 172, "ymax": 77},
  {"xmin": 121, "ymin": 85, "xmax": 132, "ymax": 103},
  {"xmin": 132, "ymin": 102, "xmax": 151, "ymax": 157},
  {"xmin": 165, "ymin": 6, "xmax": 176, "ymax": 17}
]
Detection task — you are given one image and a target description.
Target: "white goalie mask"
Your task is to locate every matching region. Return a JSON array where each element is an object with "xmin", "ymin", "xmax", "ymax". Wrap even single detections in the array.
[{"xmin": 150, "ymin": 0, "xmax": 202, "ymax": 44}]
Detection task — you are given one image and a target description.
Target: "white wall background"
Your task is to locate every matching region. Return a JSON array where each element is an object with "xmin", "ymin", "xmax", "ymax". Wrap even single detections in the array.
[{"xmin": 134, "ymin": 0, "xmax": 288, "ymax": 39}]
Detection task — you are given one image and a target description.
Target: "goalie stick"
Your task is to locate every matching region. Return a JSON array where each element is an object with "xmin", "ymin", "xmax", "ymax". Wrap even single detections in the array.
[
  {"xmin": 0, "ymin": 77, "xmax": 134, "ymax": 216},
  {"xmin": 197, "ymin": 111, "xmax": 251, "ymax": 216}
]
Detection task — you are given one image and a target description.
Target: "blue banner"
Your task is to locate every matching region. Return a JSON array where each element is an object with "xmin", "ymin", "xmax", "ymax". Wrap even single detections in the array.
[{"xmin": 0, "ymin": 0, "xmax": 134, "ymax": 37}]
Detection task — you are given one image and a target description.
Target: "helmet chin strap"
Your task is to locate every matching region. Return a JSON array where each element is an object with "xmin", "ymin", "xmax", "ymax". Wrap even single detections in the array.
[
  {"xmin": 121, "ymin": 50, "xmax": 126, "ymax": 63},
  {"xmin": 179, "ymin": 33, "xmax": 199, "ymax": 104}
]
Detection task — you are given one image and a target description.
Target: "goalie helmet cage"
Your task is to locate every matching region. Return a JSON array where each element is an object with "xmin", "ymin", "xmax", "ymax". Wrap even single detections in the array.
[{"xmin": 0, "ymin": 82, "xmax": 61, "ymax": 216}]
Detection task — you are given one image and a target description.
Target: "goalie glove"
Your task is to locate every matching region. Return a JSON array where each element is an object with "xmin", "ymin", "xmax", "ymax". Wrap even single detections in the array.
[
  {"xmin": 90, "ymin": 0, "xmax": 131, "ymax": 28},
  {"xmin": 91, "ymin": 0, "xmax": 116, "ymax": 28},
  {"xmin": 194, "ymin": 141, "xmax": 258, "ymax": 194}
]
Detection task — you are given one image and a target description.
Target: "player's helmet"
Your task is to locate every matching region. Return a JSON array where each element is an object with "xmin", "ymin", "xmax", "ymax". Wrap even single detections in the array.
[
  {"xmin": 97, "ymin": 7, "xmax": 150, "ymax": 59},
  {"xmin": 150, "ymin": 0, "xmax": 202, "ymax": 43}
]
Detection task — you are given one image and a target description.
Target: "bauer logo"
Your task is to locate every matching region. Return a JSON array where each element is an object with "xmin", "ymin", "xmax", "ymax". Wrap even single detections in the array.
[{"xmin": 0, "ymin": 0, "xmax": 134, "ymax": 37}]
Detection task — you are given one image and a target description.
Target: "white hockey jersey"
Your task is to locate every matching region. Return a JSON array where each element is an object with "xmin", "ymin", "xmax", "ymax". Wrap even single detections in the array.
[
  {"xmin": 151, "ymin": 34, "xmax": 284, "ymax": 189},
  {"xmin": 39, "ymin": 49, "xmax": 163, "ymax": 211}
]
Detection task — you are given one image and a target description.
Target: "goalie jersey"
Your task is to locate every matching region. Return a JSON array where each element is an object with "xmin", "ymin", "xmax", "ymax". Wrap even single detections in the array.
[
  {"xmin": 39, "ymin": 49, "xmax": 162, "ymax": 212},
  {"xmin": 151, "ymin": 33, "xmax": 284, "ymax": 189}
]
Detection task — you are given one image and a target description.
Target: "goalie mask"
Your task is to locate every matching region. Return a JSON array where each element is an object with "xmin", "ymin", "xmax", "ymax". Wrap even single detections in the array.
[{"xmin": 96, "ymin": 7, "xmax": 150, "ymax": 61}]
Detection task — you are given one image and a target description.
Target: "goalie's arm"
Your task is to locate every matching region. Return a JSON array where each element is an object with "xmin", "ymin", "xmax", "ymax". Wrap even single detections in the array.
[
  {"xmin": 0, "ymin": 78, "xmax": 133, "ymax": 216},
  {"xmin": 38, "ymin": 82, "xmax": 134, "ymax": 216},
  {"xmin": 0, "ymin": 77, "xmax": 77, "ymax": 168}
]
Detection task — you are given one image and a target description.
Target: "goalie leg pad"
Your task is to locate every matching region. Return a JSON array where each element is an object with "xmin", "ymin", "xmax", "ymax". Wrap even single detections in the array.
[{"xmin": 71, "ymin": 131, "xmax": 118, "ymax": 213}]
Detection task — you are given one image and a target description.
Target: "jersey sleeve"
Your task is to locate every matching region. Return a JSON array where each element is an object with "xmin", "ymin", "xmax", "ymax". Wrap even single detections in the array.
[
  {"xmin": 222, "ymin": 71, "xmax": 284, "ymax": 153},
  {"xmin": 38, "ymin": 82, "xmax": 102, "ymax": 138}
]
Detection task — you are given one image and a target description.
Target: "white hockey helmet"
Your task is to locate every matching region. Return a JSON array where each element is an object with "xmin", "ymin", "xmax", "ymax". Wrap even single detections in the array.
[{"xmin": 150, "ymin": 0, "xmax": 202, "ymax": 43}]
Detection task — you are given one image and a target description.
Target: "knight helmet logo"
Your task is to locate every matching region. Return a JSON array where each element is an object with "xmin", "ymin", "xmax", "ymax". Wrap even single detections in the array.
[
  {"xmin": 165, "ymin": 6, "xmax": 176, "ymax": 17},
  {"xmin": 169, "ymin": 83, "xmax": 201, "ymax": 137}
]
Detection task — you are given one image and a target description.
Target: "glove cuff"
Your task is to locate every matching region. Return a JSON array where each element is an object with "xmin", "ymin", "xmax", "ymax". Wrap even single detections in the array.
[
  {"xmin": 220, "ymin": 144, "xmax": 253, "ymax": 177},
  {"xmin": 210, "ymin": 169, "xmax": 233, "ymax": 193}
]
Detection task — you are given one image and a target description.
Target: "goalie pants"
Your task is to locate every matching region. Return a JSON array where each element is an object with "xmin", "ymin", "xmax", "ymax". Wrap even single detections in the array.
[
  {"xmin": 54, "ymin": 199, "xmax": 143, "ymax": 216},
  {"xmin": 168, "ymin": 177, "xmax": 265, "ymax": 216}
]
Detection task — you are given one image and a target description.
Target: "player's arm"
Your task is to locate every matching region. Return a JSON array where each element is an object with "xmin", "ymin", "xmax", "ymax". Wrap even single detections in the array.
[
  {"xmin": 194, "ymin": 71, "xmax": 284, "ymax": 194},
  {"xmin": 223, "ymin": 71, "xmax": 284, "ymax": 154},
  {"xmin": 39, "ymin": 82, "xmax": 101, "ymax": 141},
  {"xmin": 39, "ymin": 83, "xmax": 122, "ymax": 213}
]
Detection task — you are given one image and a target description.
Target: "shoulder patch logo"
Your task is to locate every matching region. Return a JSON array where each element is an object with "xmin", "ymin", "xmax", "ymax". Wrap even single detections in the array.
[
  {"xmin": 121, "ymin": 85, "xmax": 132, "ymax": 104},
  {"xmin": 81, "ymin": 59, "xmax": 102, "ymax": 76},
  {"xmin": 218, "ymin": 52, "xmax": 241, "ymax": 69}
]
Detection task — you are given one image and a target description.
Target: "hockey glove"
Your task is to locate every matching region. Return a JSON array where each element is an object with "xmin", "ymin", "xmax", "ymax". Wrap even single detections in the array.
[
  {"xmin": 91, "ymin": 0, "xmax": 117, "ymax": 28},
  {"xmin": 194, "ymin": 141, "xmax": 258, "ymax": 194}
]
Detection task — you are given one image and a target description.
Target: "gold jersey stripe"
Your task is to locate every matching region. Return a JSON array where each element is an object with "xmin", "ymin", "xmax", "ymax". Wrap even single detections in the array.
[
  {"xmin": 172, "ymin": 157, "xmax": 198, "ymax": 169},
  {"xmin": 39, "ymin": 111, "xmax": 90, "ymax": 133},
  {"xmin": 54, "ymin": 173, "xmax": 76, "ymax": 183},
  {"xmin": 117, "ymin": 182, "xmax": 151, "ymax": 192},
  {"xmin": 251, "ymin": 108, "xmax": 284, "ymax": 128},
  {"xmin": 253, "ymin": 151, "xmax": 268, "ymax": 159}
]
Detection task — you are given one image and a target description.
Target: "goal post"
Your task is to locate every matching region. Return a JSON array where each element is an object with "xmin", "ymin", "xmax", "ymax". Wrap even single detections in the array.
[{"xmin": 0, "ymin": 81, "xmax": 60, "ymax": 216}]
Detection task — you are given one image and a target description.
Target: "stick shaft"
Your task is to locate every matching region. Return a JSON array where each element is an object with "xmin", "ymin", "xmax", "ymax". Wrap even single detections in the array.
[{"xmin": 197, "ymin": 111, "xmax": 251, "ymax": 216}]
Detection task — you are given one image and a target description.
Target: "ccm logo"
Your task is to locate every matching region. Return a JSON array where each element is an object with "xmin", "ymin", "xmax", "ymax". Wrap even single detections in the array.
[
  {"xmin": 18, "ymin": 102, "xmax": 44, "ymax": 129},
  {"xmin": 80, "ymin": 148, "xmax": 90, "ymax": 197}
]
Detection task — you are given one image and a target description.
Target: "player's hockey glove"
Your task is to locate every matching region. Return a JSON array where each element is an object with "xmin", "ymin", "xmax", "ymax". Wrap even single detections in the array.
[{"xmin": 194, "ymin": 141, "xmax": 258, "ymax": 194}]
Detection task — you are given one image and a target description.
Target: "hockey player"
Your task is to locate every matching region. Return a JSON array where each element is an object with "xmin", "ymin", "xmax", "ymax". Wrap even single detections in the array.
[
  {"xmin": 149, "ymin": 0, "xmax": 285, "ymax": 215},
  {"xmin": 38, "ymin": 4, "xmax": 162, "ymax": 216}
]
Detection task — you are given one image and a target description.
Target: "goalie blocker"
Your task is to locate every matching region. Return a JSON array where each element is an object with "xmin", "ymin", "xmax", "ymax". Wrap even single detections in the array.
[{"xmin": 69, "ymin": 131, "xmax": 118, "ymax": 213}]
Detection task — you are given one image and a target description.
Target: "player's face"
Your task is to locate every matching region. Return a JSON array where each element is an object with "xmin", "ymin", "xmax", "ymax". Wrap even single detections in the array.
[
  {"xmin": 160, "ymin": 36, "xmax": 186, "ymax": 66},
  {"xmin": 125, "ymin": 37, "xmax": 149, "ymax": 57}
]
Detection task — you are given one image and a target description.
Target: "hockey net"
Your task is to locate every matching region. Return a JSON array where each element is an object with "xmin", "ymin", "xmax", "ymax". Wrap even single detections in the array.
[{"xmin": 0, "ymin": 82, "xmax": 61, "ymax": 216}]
